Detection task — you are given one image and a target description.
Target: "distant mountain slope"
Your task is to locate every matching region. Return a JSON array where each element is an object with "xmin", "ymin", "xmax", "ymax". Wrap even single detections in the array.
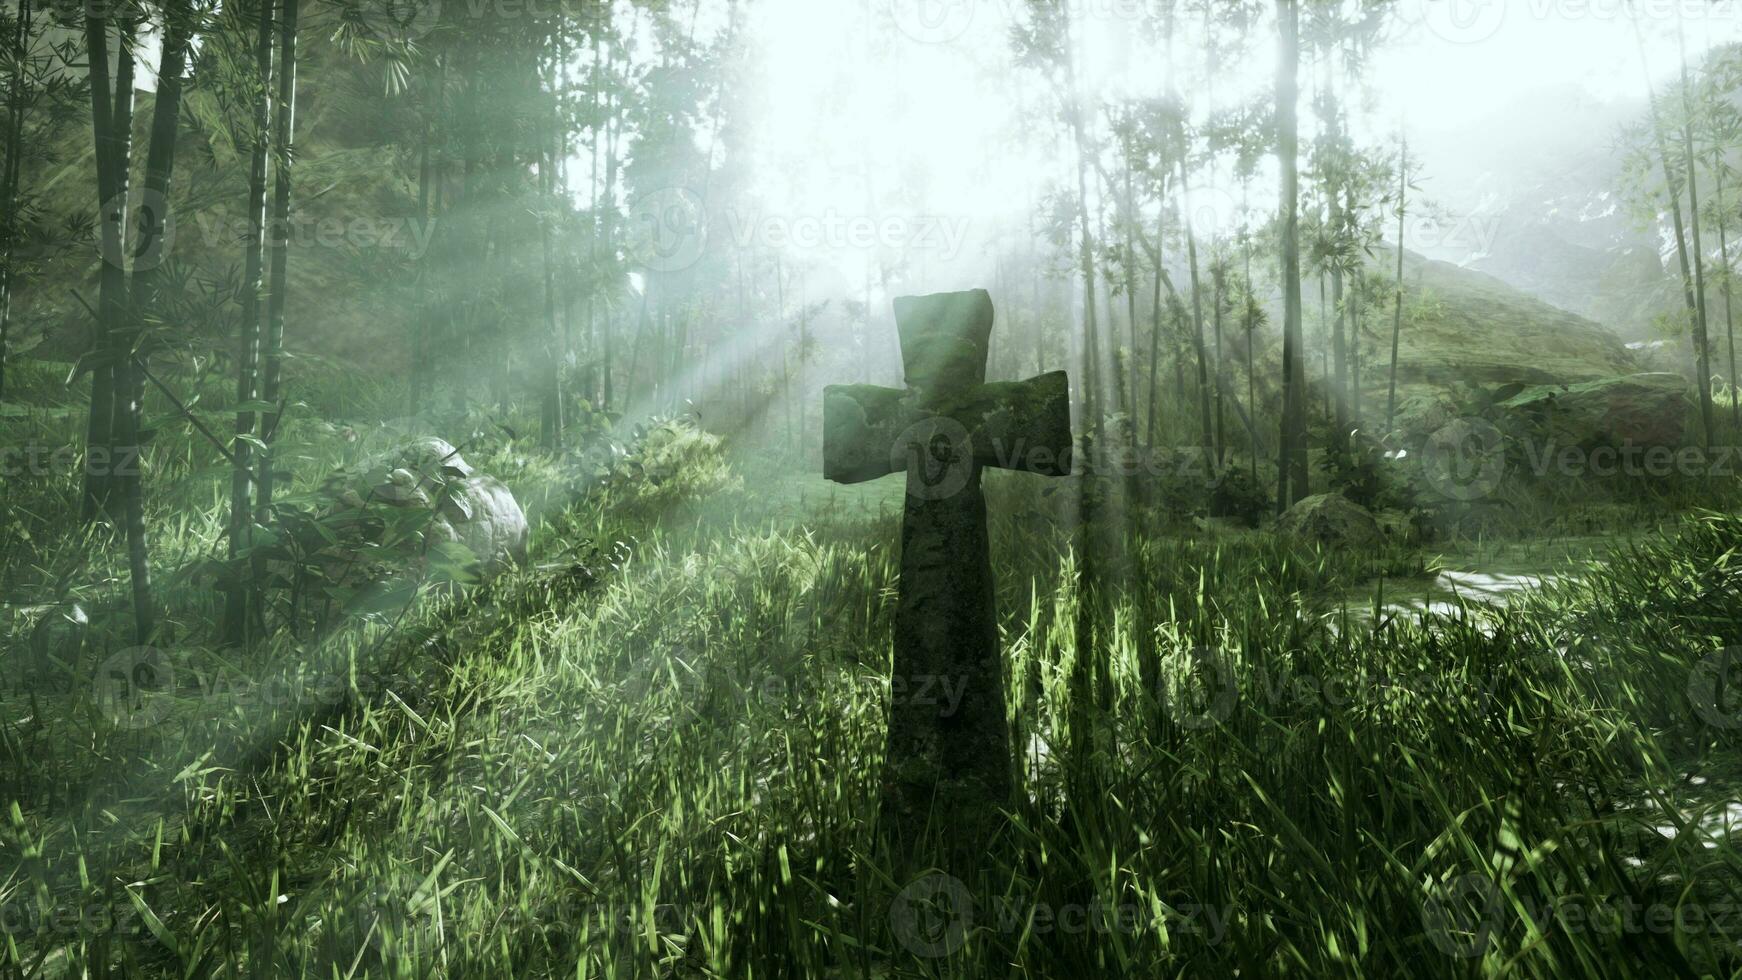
[
  {"xmin": 1405, "ymin": 78, "xmax": 1694, "ymax": 339},
  {"xmin": 1375, "ymin": 246, "xmax": 1638, "ymax": 393},
  {"xmin": 1327, "ymin": 247, "xmax": 1647, "ymax": 442}
]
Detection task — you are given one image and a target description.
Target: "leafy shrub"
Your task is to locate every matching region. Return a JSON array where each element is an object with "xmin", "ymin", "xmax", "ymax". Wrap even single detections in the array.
[
  {"xmin": 572, "ymin": 416, "xmax": 740, "ymax": 516},
  {"xmin": 1208, "ymin": 463, "xmax": 1268, "ymax": 525}
]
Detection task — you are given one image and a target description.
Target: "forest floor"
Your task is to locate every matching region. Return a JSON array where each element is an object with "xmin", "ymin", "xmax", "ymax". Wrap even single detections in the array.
[{"xmin": 3, "ymin": 372, "xmax": 1742, "ymax": 977}]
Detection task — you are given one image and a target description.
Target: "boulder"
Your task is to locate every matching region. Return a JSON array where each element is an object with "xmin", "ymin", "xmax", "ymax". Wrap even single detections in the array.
[
  {"xmin": 1498, "ymin": 372, "xmax": 1691, "ymax": 450},
  {"xmin": 1276, "ymin": 493, "xmax": 1383, "ymax": 549},
  {"xmin": 321, "ymin": 437, "xmax": 529, "ymax": 580}
]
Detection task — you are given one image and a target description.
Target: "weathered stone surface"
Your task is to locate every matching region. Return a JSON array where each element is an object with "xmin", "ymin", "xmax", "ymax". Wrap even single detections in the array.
[
  {"xmin": 823, "ymin": 373, "xmax": 1073, "ymax": 484},
  {"xmin": 1498, "ymin": 372, "xmax": 1692, "ymax": 449},
  {"xmin": 325, "ymin": 437, "xmax": 529, "ymax": 578},
  {"xmin": 822, "ymin": 288, "xmax": 1073, "ymax": 855},
  {"xmin": 1277, "ymin": 492, "xmax": 1384, "ymax": 549}
]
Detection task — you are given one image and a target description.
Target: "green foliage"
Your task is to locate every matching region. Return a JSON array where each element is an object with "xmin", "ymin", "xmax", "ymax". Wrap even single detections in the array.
[
  {"xmin": 1207, "ymin": 462, "xmax": 1268, "ymax": 526},
  {"xmin": 8, "ymin": 396, "xmax": 1741, "ymax": 975}
]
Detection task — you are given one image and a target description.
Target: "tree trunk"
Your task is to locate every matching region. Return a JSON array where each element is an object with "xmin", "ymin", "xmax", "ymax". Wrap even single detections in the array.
[
  {"xmin": 1322, "ymin": 56, "xmax": 1350, "ymax": 455},
  {"xmin": 1718, "ymin": 166, "xmax": 1740, "ymax": 432},
  {"xmin": 1630, "ymin": 13, "xmax": 1708, "ymax": 451},
  {"xmin": 257, "ymin": 0, "xmax": 299, "ymax": 520},
  {"xmin": 600, "ymin": 32, "xmax": 620, "ymax": 413},
  {"xmin": 1212, "ymin": 259, "xmax": 1226, "ymax": 464},
  {"xmin": 223, "ymin": 0, "xmax": 275, "ymax": 646},
  {"xmin": 1346, "ymin": 187, "xmax": 1362, "ymax": 430},
  {"xmin": 539, "ymin": 38, "xmax": 563, "ymax": 449},
  {"xmin": 1147, "ymin": 210, "xmax": 1166, "ymax": 448},
  {"xmin": 80, "ymin": 14, "xmax": 132, "ymax": 523},
  {"xmin": 1678, "ymin": 20, "xmax": 1715, "ymax": 450},
  {"xmin": 1244, "ymin": 248, "xmax": 1257, "ymax": 476},
  {"xmin": 1385, "ymin": 139, "xmax": 1408, "ymax": 432},
  {"xmin": 1275, "ymin": 0, "xmax": 1306, "ymax": 510},
  {"xmin": 1180, "ymin": 179, "xmax": 1214, "ymax": 458},
  {"xmin": 412, "ymin": 70, "xmax": 431, "ymax": 416},
  {"xmin": 111, "ymin": 0, "xmax": 196, "ymax": 644},
  {"xmin": 1063, "ymin": 10, "xmax": 1100, "ymax": 431},
  {"xmin": 1122, "ymin": 162, "xmax": 1140, "ymax": 430},
  {"xmin": 0, "ymin": 0, "xmax": 32, "ymax": 403}
]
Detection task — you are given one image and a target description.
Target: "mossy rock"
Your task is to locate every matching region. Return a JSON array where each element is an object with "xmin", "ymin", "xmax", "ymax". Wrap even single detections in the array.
[
  {"xmin": 1499, "ymin": 372, "xmax": 1692, "ymax": 449},
  {"xmin": 1276, "ymin": 492, "xmax": 1383, "ymax": 549}
]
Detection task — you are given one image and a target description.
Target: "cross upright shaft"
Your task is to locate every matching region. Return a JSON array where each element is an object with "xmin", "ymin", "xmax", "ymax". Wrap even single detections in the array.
[{"xmin": 823, "ymin": 289, "xmax": 1072, "ymax": 838}]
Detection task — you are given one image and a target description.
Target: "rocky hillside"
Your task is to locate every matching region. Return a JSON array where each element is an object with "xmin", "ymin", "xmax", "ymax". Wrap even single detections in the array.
[
  {"xmin": 1347, "ymin": 246, "xmax": 1672, "ymax": 446},
  {"xmin": 1371, "ymin": 246, "xmax": 1639, "ymax": 393}
]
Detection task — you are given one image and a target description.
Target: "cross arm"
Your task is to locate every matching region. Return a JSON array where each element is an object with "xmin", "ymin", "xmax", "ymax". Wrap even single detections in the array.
[{"xmin": 823, "ymin": 371, "xmax": 1073, "ymax": 485}]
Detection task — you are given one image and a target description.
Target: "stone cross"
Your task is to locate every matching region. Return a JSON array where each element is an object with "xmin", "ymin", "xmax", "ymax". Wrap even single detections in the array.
[{"xmin": 823, "ymin": 288, "xmax": 1072, "ymax": 837}]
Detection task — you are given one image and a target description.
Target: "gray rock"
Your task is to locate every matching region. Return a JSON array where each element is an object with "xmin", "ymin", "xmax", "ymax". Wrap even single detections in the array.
[
  {"xmin": 326, "ymin": 437, "xmax": 528, "ymax": 579},
  {"xmin": 1276, "ymin": 493, "xmax": 1384, "ymax": 549},
  {"xmin": 1498, "ymin": 372, "xmax": 1692, "ymax": 450}
]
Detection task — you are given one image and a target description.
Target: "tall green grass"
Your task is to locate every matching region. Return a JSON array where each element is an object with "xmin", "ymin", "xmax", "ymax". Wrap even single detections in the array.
[{"xmin": 3, "ymin": 359, "xmax": 1740, "ymax": 977}]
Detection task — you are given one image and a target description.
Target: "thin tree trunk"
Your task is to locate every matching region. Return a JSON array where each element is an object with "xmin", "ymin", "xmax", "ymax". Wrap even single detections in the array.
[
  {"xmin": 1629, "ymin": 7, "xmax": 1708, "ymax": 450},
  {"xmin": 1147, "ymin": 211, "xmax": 1165, "ymax": 448},
  {"xmin": 1386, "ymin": 139, "xmax": 1408, "ymax": 432},
  {"xmin": 1123, "ymin": 161, "xmax": 1140, "ymax": 431},
  {"xmin": 1319, "ymin": 271, "xmax": 1330, "ymax": 424},
  {"xmin": 1347, "ymin": 187, "xmax": 1362, "ymax": 430},
  {"xmin": 0, "ymin": 0, "xmax": 31, "ymax": 403},
  {"xmin": 1245, "ymin": 251, "xmax": 1257, "ymax": 476},
  {"xmin": 1275, "ymin": 0, "xmax": 1306, "ymax": 510},
  {"xmin": 600, "ymin": 32, "xmax": 620, "ymax": 412},
  {"xmin": 101, "ymin": 16, "xmax": 134, "ymax": 526},
  {"xmin": 257, "ymin": 0, "xmax": 298, "ymax": 520},
  {"xmin": 112, "ymin": 0, "xmax": 196, "ymax": 643},
  {"xmin": 81, "ymin": 13, "xmax": 132, "ymax": 522},
  {"xmin": 1212, "ymin": 259, "xmax": 1226, "ymax": 464},
  {"xmin": 223, "ymin": 0, "xmax": 274, "ymax": 646},
  {"xmin": 1678, "ymin": 19, "xmax": 1715, "ymax": 450},
  {"xmin": 1180, "ymin": 180, "xmax": 1214, "ymax": 458},
  {"xmin": 1719, "ymin": 166, "xmax": 1740, "ymax": 432},
  {"xmin": 412, "ymin": 64, "xmax": 433, "ymax": 416},
  {"xmin": 1322, "ymin": 55, "xmax": 1350, "ymax": 455},
  {"xmin": 1348, "ymin": 268, "xmax": 1362, "ymax": 427},
  {"xmin": 776, "ymin": 253, "xmax": 793, "ymax": 448},
  {"xmin": 1063, "ymin": 8, "xmax": 1100, "ymax": 431},
  {"xmin": 539, "ymin": 38, "xmax": 563, "ymax": 449}
]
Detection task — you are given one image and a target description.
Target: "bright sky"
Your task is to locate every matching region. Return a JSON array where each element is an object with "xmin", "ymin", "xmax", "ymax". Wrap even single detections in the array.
[{"xmin": 739, "ymin": 0, "xmax": 1742, "ymax": 294}]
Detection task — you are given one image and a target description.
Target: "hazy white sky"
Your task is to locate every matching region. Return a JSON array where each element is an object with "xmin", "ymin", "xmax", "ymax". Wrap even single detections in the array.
[
  {"xmin": 1375, "ymin": 0, "xmax": 1742, "ymax": 127},
  {"xmin": 734, "ymin": 0, "xmax": 1742, "ymax": 293}
]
